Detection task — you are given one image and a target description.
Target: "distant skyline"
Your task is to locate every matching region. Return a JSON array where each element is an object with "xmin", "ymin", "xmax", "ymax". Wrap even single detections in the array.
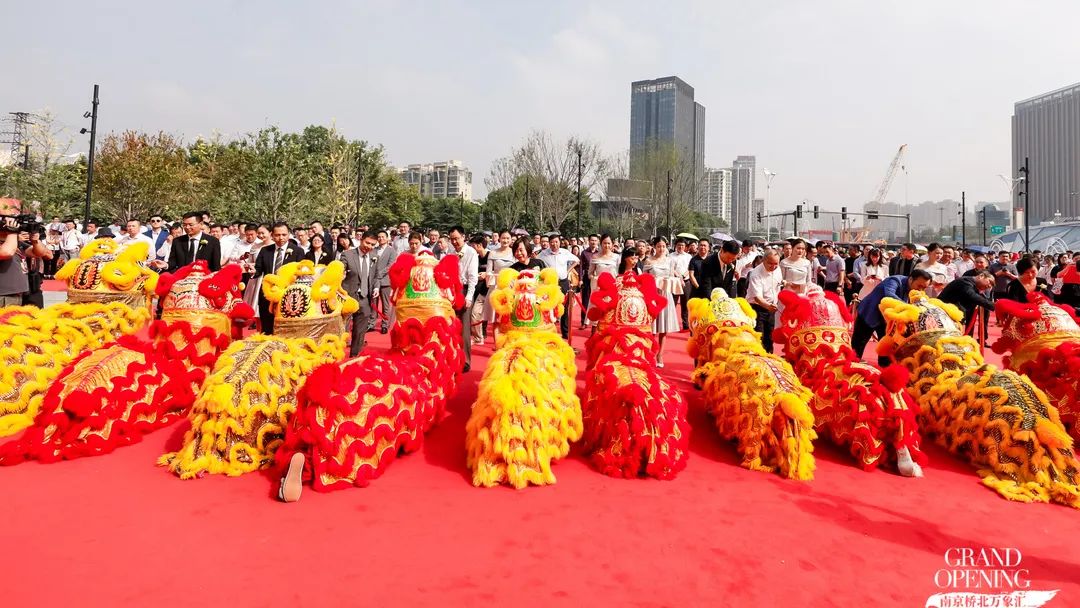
[{"xmin": 6, "ymin": 1, "xmax": 1080, "ymax": 212}]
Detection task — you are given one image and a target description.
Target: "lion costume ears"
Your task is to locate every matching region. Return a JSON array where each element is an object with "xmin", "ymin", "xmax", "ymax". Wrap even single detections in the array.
[
  {"xmin": 777, "ymin": 290, "xmax": 801, "ymax": 308},
  {"xmin": 496, "ymin": 268, "xmax": 519, "ymax": 289},
  {"xmin": 878, "ymin": 297, "xmax": 917, "ymax": 324},
  {"xmin": 736, "ymin": 297, "xmax": 757, "ymax": 321},
  {"xmin": 116, "ymin": 241, "xmax": 150, "ymax": 263}
]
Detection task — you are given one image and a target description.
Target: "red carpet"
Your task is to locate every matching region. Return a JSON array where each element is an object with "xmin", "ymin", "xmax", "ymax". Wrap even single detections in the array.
[{"xmin": 3, "ymin": 328, "xmax": 1078, "ymax": 607}]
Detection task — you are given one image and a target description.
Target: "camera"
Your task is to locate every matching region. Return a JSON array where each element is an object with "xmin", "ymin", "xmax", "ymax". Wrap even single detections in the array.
[{"xmin": 0, "ymin": 214, "xmax": 44, "ymax": 236}]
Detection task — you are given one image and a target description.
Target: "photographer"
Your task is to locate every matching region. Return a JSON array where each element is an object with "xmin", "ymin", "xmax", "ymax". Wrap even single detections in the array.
[{"xmin": 0, "ymin": 199, "xmax": 51, "ymax": 308}]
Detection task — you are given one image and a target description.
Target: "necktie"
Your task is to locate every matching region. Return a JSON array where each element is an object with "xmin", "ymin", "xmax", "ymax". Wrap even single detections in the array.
[
  {"xmin": 189, "ymin": 239, "xmax": 196, "ymax": 259},
  {"xmin": 274, "ymin": 247, "xmax": 285, "ymax": 272}
]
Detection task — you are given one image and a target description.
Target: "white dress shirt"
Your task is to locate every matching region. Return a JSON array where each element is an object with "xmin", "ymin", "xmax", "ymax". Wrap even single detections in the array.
[
  {"xmin": 113, "ymin": 232, "xmax": 155, "ymax": 260},
  {"xmin": 746, "ymin": 263, "xmax": 782, "ymax": 308},
  {"xmin": 537, "ymin": 247, "xmax": 579, "ymax": 281},
  {"xmin": 671, "ymin": 251, "xmax": 692, "ymax": 281},
  {"xmin": 457, "ymin": 245, "xmax": 479, "ymax": 305}
]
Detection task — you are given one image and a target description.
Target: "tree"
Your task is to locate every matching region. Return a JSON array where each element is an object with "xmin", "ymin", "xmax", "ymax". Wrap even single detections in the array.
[
  {"xmin": 91, "ymin": 131, "xmax": 198, "ymax": 223},
  {"xmin": 624, "ymin": 137, "xmax": 704, "ymax": 238}
]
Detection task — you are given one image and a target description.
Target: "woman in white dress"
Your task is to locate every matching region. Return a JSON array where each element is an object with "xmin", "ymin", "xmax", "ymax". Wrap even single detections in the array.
[
  {"xmin": 857, "ymin": 248, "xmax": 888, "ymax": 301},
  {"xmin": 780, "ymin": 238, "xmax": 813, "ymax": 295},
  {"xmin": 588, "ymin": 235, "xmax": 621, "ymax": 332},
  {"xmin": 482, "ymin": 230, "xmax": 516, "ymax": 344},
  {"xmin": 643, "ymin": 236, "xmax": 681, "ymax": 368},
  {"xmin": 242, "ymin": 224, "xmax": 273, "ymax": 312}
]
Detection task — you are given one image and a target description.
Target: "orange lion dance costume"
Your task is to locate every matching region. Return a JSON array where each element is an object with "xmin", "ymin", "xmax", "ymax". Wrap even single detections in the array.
[
  {"xmin": 774, "ymin": 287, "xmax": 925, "ymax": 477},
  {"xmin": 879, "ymin": 291, "xmax": 1080, "ymax": 507},
  {"xmin": 0, "ymin": 240, "xmax": 155, "ymax": 436},
  {"xmin": 582, "ymin": 272, "xmax": 689, "ymax": 480},
  {"xmin": 993, "ymin": 292, "xmax": 1080, "ymax": 441},
  {"xmin": 0, "ymin": 261, "xmax": 252, "ymax": 464},
  {"xmin": 273, "ymin": 253, "xmax": 464, "ymax": 501},
  {"xmin": 687, "ymin": 289, "xmax": 816, "ymax": 480},
  {"xmin": 159, "ymin": 260, "xmax": 355, "ymax": 479},
  {"xmin": 465, "ymin": 267, "xmax": 582, "ymax": 489}
]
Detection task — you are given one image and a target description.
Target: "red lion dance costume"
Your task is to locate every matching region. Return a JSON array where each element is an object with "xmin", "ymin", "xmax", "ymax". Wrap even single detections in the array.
[
  {"xmin": 582, "ymin": 272, "xmax": 689, "ymax": 480},
  {"xmin": 274, "ymin": 252, "xmax": 464, "ymax": 501},
  {"xmin": 994, "ymin": 293, "xmax": 1080, "ymax": 441},
  {"xmin": 774, "ymin": 287, "xmax": 926, "ymax": 476},
  {"xmin": 0, "ymin": 261, "xmax": 252, "ymax": 464}
]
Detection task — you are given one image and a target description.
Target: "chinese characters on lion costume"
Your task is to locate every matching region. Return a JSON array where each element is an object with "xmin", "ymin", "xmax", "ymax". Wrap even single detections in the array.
[
  {"xmin": 687, "ymin": 289, "xmax": 816, "ymax": 480},
  {"xmin": 582, "ymin": 272, "xmax": 690, "ymax": 480},
  {"xmin": 159, "ymin": 260, "xmax": 355, "ymax": 479},
  {"xmin": 878, "ymin": 291, "xmax": 1080, "ymax": 508},
  {"xmin": 465, "ymin": 267, "xmax": 582, "ymax": 489},
  {"xmin": 993, "ymin": 292, "xmax": 1080, "ymax": 442},
  {"xmin": 0, "ymin": 240, "xmax": 156, "ymax": 436},
  {"xmin": 272, "ymin": 252, "xmax": 464, "ymax": 502},
  {"xmin": 0, "ymin": 261, "xmax": 252, "ymax": 464},
  {"xmin": 774, "ymin": 287, "xmax": 926, "ymax": 477}
]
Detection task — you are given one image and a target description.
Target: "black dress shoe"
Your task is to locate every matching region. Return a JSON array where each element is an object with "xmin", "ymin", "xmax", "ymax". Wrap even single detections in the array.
[
  {"xmin": 463, "ymin": 364, "xmax": 470, "ymax": 373},
  {"xmin": 380, "ymin": 328, "xmax": 387, "ymax": 334}
]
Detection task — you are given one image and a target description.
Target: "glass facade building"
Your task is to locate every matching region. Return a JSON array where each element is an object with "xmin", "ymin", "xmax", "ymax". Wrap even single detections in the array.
[
  {"xmin": 629, "ymin": 76, "xmax": 705, "ymax": 202},
  {"xmin": 992, "ymin": 221, "xmax": 1080, "ymax": 253},
  {"xmin": 1012, "ymin": 82, "xmax": 1080, "ymax": 224}
]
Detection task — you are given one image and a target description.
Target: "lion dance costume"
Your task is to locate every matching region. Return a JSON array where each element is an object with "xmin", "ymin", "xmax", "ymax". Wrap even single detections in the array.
[
  {"xmin": 582, "ymin": 272, "xmax": 689, "ymax": 479},
  {"xmin": 687, "ymin": 290, "xmax": 816, "ymax": 480},
  {"xmin": 774, "ymin": 288, "xmax": 926, "ymax": 476},
  {"xmin": 879, "ymin": 291, "xmax": 1080, "ymax": 507},
  {"xmin": 0, "ymin": 261, "xmax": 252, "ymax": 464},
  {"xmin": 0, "ymin": 240, "xmax": 155, "ymax": 436},
  {"xmin": 994, "ymin": 293, "xmax": 1080, "ymax": 441},
  {"xmin": 272, "ymin": 252, "xmax": 464, "ymax": 499},
  {"xmin": 159, "ymin": 260, "xmax": 355, "ymax": 478},
  {"xmin": 466, "ymin": 267, "xmax": 582, "ymax": 489}
]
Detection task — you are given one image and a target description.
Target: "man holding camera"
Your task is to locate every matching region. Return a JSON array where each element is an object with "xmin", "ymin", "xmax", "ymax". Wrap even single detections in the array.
[{"xmin": 0, "ymin": 199, "xmax": 51, "ymax": 308}]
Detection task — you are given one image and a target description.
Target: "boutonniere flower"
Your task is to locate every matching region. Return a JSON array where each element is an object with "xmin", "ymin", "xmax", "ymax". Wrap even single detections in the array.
[
  {"xmin": 285, "ymin": 248, "xmax": 293, "ymax": 256},
  {"xmin": 200, "ymin": 239, "xmax": 208, "ymax": 246}
]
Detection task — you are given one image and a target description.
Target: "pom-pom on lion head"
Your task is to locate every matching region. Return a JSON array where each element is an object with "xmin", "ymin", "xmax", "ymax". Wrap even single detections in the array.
[
  {"xmin": 262, "ymin": 260, "xmax": 359, "ymax": 338},
  {"xmin": 488, "ymin": 267, "xmax": 564, "ymax": 333},
  {"xmin": 389, "ymin": 252, "xmax": 461, "ymax": 323},
  {"xmin": 586, "ymin": 271, "xmax": 665, "ymax": 330},
  {"xmin": 992, "ymin": 291, "xmax": 1080, "ymax": 355},
  {"xmin": 877, "ymin": 290, "xmax": 963, "ymax": 359},
  {"xmin": 56, "ymin": 240, "xmax": 158, "ymax": 307},
  {"xmin": 156, "ymin": 261, "xmax": 254, "ymax": 335}
]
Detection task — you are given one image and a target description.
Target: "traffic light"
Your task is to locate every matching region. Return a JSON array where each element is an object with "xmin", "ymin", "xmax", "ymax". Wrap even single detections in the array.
[
  {"xmin": 756, "ymin": 211, "xmax": 762, "ymax": 223},
  {"xmin": 867, "ymin": 209, "xmax": 879, "ymax": 220},
  {"xmin": 795, "ymin": 204, "xmax": 803, "ymax": 219},
  {"xmin": 841, "ymin": 206, "xmax": 847, "ymax": 220},
  {"xmin": 813, "ymin": 205, "xmax": 820, "ymax": 219}
]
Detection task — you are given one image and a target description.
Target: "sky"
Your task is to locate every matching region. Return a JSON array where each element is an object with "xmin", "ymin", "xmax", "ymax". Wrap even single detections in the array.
[{"xmin": 6, "ymin": 0, "xmax": 1080, "ymax": 211}]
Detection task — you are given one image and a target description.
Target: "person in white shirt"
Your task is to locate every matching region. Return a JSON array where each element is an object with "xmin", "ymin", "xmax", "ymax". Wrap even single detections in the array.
[
  {"xmin": 669, "ymin": 239, "xmax": 693, "ymax": 330},
  {"xmin": 392, "ymin": 221, "xmax": 411, "ymax": 253},
  {"xmin": 746, "ymin": 249, "xmax": 783, "ymax": 352},
  {"xmin": 295, "ymin": 227, "xmax": 310, "ymax": 254},
  {"xmin": 448, "ymin": 226, "xmax": 478, "ymax": 373},
  {"xmin": 953, "ymin": 249, "xmax": 976, "ymax": 278},
  {"xmin": 113, "ymin": 219, "xmax": 155, "ymax": 260},
  {"xmin": 224, "ymin": 223, "xmax": 259, "ymax": 276},
  {"xmin": 915, "ymin": 242, "xmax": 949, "ymax": 297},
  {"xmin": 60, "ymin": 219, "xmax": 82, "ymax": 261},
  {"xmin": 537, "ymin": 234, "xmax": 579, "ymax": 340},
  {"xmin": 734, "ymin": 240, "xmax": 760, "ymax": 298},
  {"xmin": 79, "ymin": 221, "xmax": 99, "ymax": 247}
]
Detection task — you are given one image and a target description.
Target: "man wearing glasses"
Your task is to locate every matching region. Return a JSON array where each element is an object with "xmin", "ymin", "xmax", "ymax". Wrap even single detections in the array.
[
  {"xmin": 392, "ymin": 221, "xmax": 411, "ymax": 254},
  {"xmin": 143, "ymin": 215, "xmax": 170, "ymax": 267},
  {"xmin": 167, "ymin": 211, "xmax": 222, "ymax": 272}
]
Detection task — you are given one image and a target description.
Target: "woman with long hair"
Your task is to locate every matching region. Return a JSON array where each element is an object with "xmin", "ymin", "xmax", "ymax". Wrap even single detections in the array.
[
  {"xmin": 780, "ymin": 238, "xmax": 813, "ymax": 294},
  {"xmin": 303, "ymin": 233, "xmax": 332, "ymax": 266},
  {"xmin": 856, "ymin": 248, "xmax": 888, "ymax": 302},
  {"xmin": 643, "ymin": 235, "xmax": 680, "ymax": 368},
  {"xmin": 335, "ymin": 234, "xmax": 352, "ymax": 261},
  {"xmin": 483, "ymin": 230, "xmax": 516, "ymax": 344},
  {"xmin": 619, "ymin": 247, "xmax": 640, "ymax": 275}
]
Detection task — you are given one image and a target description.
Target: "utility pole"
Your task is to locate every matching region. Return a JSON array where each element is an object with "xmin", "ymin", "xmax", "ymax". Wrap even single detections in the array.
[
  {"xmin": 22, "ymin": 144, "xmax": 30, "ymax": 170},
  {"xmin": 665, "ymin": 169, "xmax": 672, "ymax": 240},
  {"xmin": 980, "ymin": 208, "xmax": 987, "ymax": 246},
  {"xmin": 355, "ymin": 144, "xmax": 364, "ymax": 227},
  {"xmin": 906, "ymin": 213, "xmax": 912, "ymax": 243},
  {"xmin": 575, "ymin": 145, "xmax": 583, "ymax": 234},
  {"xmin": 83, "ymin": 85, "xmax": 100, "ymax": 231},
  {"xmin": 960, "ymin": 192, "xmax": 966, "ymax": 249},
  {"xmin": 1018, "ymin": 157, "xmax": 1030, "ymax": 251}
]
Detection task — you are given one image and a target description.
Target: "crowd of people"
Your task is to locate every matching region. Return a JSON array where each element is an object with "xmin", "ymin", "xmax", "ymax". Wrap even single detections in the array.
[{"xmin": 9, "ymin": 208, "xmax": 1080, "ymax": 367}]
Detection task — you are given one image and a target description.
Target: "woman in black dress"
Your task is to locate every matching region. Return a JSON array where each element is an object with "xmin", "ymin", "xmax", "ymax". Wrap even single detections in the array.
[{"xmin": 304, "ymin": 234, "xmax": 333, "ymax": 265}]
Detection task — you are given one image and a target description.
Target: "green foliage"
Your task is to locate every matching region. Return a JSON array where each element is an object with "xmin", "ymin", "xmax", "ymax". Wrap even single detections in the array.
[{"xmin": 0, "ymin": 160, "xmax": 86, "ymax": 220}]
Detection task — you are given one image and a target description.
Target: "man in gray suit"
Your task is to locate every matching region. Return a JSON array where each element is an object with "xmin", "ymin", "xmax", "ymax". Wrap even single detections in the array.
[
  {"xmin": 374, "ymin": 229, "xmax": 398, "ymax": 334},
  {"xmin": 341, "ymin": 230, "xmax": 379, "ymax": 356}
]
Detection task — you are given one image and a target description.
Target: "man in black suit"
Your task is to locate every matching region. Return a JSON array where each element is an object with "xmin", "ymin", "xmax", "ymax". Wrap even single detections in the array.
[
  {"xmin": 700, "ymin": 239, "xmax": 740, "ymax": 299},
  {"xmin": 340, "ymin": 231, "xmax": 379, "ymax": 355},
  {"xmin": 254, "ymin": 221, "xmax": 304, "ymax": 334},
  {"xmin": 938, "ymin": 271, "xmax": 996, "ymax": 333},
  {"xmin": 167, "ymin": 211, "xmax": 222, "ymax": 273}
]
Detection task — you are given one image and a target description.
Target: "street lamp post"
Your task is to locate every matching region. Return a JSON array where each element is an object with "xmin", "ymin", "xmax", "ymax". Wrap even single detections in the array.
[
  {"xmin": 575, "ymin": 145, "xmax": 583, "ymax": 235},
  {"xmin": 1018, "ymin": 157, "xmax": 1030, "ymax": 252},
  {"xmin": 960, "ymin": 191, "xmax": 966, "ymax": 249},
  {"xmin": 81, "ymin": 84, "xmax": 100, "ymax": 231},
  {"xmin": 762, "ymin": 168, "xmax": 776, "ymax": 240}
]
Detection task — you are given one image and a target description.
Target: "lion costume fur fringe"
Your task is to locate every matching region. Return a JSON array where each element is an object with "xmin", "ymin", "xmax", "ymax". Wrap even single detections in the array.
[
  {"xmin": 466, "ymin": 267, "xmax": 583, "ymax": 489},
  {"xmin": 687, "ymin": 290, "xmax": 816, "ymax": 480},
  {"xmin": 879, "ymin": 291, "xmax": 1080, "ymax": 508}
]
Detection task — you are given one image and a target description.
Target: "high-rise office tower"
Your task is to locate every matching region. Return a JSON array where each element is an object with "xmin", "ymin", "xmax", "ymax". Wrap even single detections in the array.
[
  {"xmin": 400, "ymin": 160, "xmax": 473, "ymax": 200},
  {"xmin": 1012, "ymin": 82, "xmax": 1080, "ymax": 223},
  {"xmin": 629, "ymin": 76, "xmax": 706, "ymax": 204},
  {"xmin": 730, "ymin": 156, "xmax": 756, "ymax": 234},
  {"xmin": 703, "ymin": 168, "xmax": 732, "ymax": 224}
]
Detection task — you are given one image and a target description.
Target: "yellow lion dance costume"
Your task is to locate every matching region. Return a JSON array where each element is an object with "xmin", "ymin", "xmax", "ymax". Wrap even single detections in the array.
[
  {"xmin": 159, "ymin": 260, "xmax": 356, "ymax": 478},
  {"xmin": 879, "ymin": 291, "xmax": 1080, "ymax": 508},
  {"xmin": 466, "ymin": 267, "xmax": 582, "ymax": 489},
  {"xmin": 687, "ymin": 289, "xmax": 816, "ymax": 480},
  {"xmin": 0, "ymin": 239, "xmax": 155, "ymax": 436}
]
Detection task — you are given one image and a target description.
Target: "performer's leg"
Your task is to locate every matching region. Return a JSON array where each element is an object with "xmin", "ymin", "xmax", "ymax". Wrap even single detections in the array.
[
  {"xmin": 349, "ymin": 299, "xmax": 371, "ymax": 357},
  {"xmin": 851, "ymin": 315, "xmax": 876, "ymax": 359},
  {"xmin": 457, "ymin": 303, "xmax": 472, "ymax": 372},
  {"xmin": 258, "ymin": 295, "xmax": 274, "ymax": 335},
  {"xmin": 379, "ymin": 285, "xmax": 394, "ymax": 333}
]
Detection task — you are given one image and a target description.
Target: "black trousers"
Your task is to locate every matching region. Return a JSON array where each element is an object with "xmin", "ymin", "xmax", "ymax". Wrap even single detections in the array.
[
  {"xmin": 558, "ymin": 279, "xmax": 570, "ymax": 339},
  {"xmin": 751, "ymin": 304, "xmax": 775, "ymax": 353},
  {"xmin": 852, "ymin": 315, "xmax": 889, "ymax": 366},
  {"xmin": 349, "ymin": 297, "xmax": 372, "ymax": 356},
  {"xmin": 258, "ymin": 295, "xmax": 274, "ymax": 335},
  {"xmin": 579, "ymin": 283, "xmax": 591, "ymax": 325},
  {"xmin": 736, "ymin": 277, "xmax": 749, "ymax": 298}
]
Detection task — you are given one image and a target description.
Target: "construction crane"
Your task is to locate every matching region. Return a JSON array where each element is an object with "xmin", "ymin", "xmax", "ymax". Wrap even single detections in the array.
[{"xmin": 870, "ymin": 144, "xmax": 907, "ymax": 207}]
